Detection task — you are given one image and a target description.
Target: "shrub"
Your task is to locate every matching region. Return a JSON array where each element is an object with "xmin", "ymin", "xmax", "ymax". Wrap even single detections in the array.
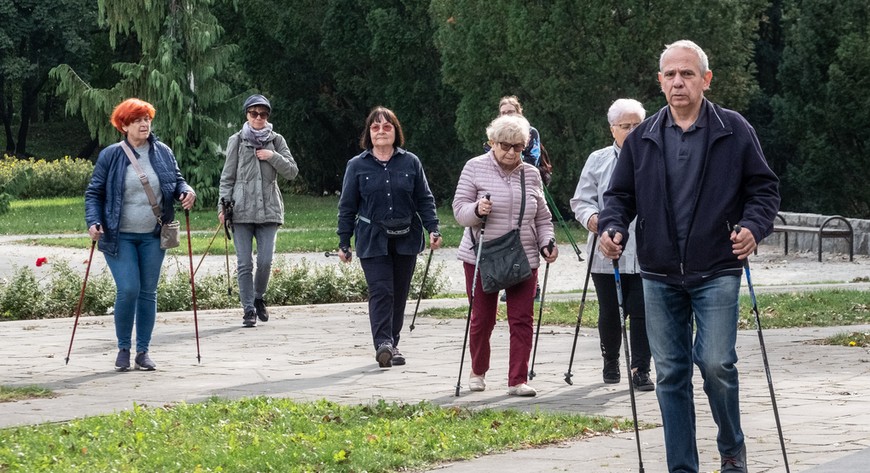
[
  {"xmin": 0, "ymin": 155, "xmax": 93, "ymax": 199},
  {"xmin": 0, "ymin": 267, "xmax": 45, "ymax": 320}
]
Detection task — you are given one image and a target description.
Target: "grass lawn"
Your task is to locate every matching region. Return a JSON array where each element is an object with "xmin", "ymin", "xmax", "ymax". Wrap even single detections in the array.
[
  {"xmin": 0, "ymin": 398, "xmax": 629, "ymax": 472},
  {"xmin": 0, "ymin": 195, "xmax": 588, "ymax": 253}
]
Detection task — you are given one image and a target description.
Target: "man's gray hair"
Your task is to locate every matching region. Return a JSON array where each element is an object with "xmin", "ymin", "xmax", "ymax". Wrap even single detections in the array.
[
  {"xmin": 486, "ymin": 114, "xmax": 531, "ymax": 146},
  {"xmin": 660, "ymin": 39, "xmax": 709, "ymax": 74},
  {"xmin": 607, "ymin": 99, "xmax": 646, "ymax": 125}
]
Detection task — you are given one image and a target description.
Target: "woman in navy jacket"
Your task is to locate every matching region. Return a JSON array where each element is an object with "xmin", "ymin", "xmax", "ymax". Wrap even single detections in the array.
[
  {"xmin": 85, "ymin": 98, "xmax": 196, "ymax": 372},
  {"xmin": 337, "ymin": 106, "xmax": 441, "ymax": 368}
]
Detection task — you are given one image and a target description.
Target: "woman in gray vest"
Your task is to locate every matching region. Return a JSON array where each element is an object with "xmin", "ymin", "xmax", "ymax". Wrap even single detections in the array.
[{"xmin": 219, "ymin": 94, "xmax": 299, "ymax": 327}]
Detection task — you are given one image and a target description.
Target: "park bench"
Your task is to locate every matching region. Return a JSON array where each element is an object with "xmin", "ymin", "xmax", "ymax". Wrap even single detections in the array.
[{"xmin": 772, "ymin": 213, "xmax": 854, "ymax": 262}]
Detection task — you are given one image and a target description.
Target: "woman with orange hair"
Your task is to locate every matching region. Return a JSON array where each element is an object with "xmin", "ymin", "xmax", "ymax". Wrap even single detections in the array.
[{"xmin": 85, "ymin": 98, "xmax": 196, "ymax": 372}]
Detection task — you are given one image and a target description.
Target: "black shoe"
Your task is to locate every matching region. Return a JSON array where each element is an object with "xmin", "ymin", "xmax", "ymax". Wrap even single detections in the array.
[
  {"xmin": 632, "ymin": 371, "xmax": 655, "ymax": 391},
  {"xmin": 720, "ymin": 444, "xmax": 748, "ymax": 473},
  {"xmin": 499, "ymin": 291, "xmax": 507, "ymax": 302},
  {"xmin": 115, "ymin": 348, "xmax": 131, "ymax": 372},
  {"xmin": 243, "ymin": 310, "xmax": 257, "ymax": 327},
  {"xmin": 134, "ymin": 351, "xmax": 157, "ymax": 371},
  {"xmin": 376, "ymin": 343, "xmax": 393, "ymax": 368},
  {"xmin": 254, "ymin": 298, "xmax": 269, "ymax": 322},
  {"xmin": 391, "ymin": 347, "xmax": 406, "ymax": 366},
  {"xmin": 603, "ymin": 359, "xmax": 620, "ymax": 384},
  {"xmin": 534, "ymin": 283, "xmax": 541, "ymax": 302}
]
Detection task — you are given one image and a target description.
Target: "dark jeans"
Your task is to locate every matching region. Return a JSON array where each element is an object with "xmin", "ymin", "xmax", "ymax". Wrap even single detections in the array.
[
  {"xmin": 592, "ymin": 272, "xmax": 651, "ymax": 372},
  {"xmin": 359, "ymin": 241, "xmax": 417, "ymax": 350}
]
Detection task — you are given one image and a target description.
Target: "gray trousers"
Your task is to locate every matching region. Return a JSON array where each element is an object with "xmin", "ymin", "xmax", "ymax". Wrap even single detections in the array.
[{"xmin": 232, "ymin": 223, "xmax": 279, "ymax": 313}]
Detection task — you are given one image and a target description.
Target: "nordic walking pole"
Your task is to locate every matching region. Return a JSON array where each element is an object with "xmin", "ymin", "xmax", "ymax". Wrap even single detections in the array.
[
  {"xmin": 221, "ymin": 197, "xmax": 234, "ymax": 296},
  {"xmin": 543, "ymin": 186, "xmax": 584, "ymax": 263},
  {"xmin": 565, "ymin": 233, "xmax": 596, "ymax": 385},
  {"xmin": 409, "ymin": 248, "xmax": 434, "ymax": 332},
  {"xmin": 193, "ymin": 221, "xmax": 224, "ymax": 277},
  {"xmin": 735, "ymin": 225, "xmax": 790, "ymax": 472},
  {"xmin": 65, "ymin": 224, "xmax": 99, "ymax": 365},
  {"xmin": 528, "ymin": 237, "xmax": 555, "ymax": 380},
  {"xmin": 184, "ymin": 205, "xmax": 202, "ymax": 363},
  {"xmin": 609, "ymin": 229, "xmax": 645, "ymax": 473},
  {"xmin": 455, "ymin": 193, "xmax": 490, "ymax": 397}
]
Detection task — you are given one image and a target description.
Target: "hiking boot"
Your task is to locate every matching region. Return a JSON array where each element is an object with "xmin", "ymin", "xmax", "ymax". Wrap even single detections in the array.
[
  {"xmin": 469, "ymin": 373, "xmax": 486, "ymax": 392},
  {"xmin": 721, "ymin": 444, "xmax": 748, "ymax": 473},
  {"xmin": 507, "ymin": 383, "xmax": 537, "ymax": 397},
  {"xmin": 243, "ymin": 309, "xmax": 257, "ymax": 327},
  {"xmin": 632, "ymin": 371, "xmax": 655, "ymax": 392},
  {"xmin": 115, "ymin": 348, "xmax": 131, "ymax": 372},
  {"xmin": 391, "ymin": 346, "xmax": 406, "ymax": 366},
  {"xmin": 134, "ymin": 351, "xmax": 156, "ymax": 371},
  {"xmin": 603, "ymin": 358, "xmax": 620, "ymax": 384},
  {"xmin": 375, "ymin": 343, "xmax": 393, "ymax": 368},
  {"xmin": 254, "ymin": 298, "xmax": 269, "ymax": 322}
]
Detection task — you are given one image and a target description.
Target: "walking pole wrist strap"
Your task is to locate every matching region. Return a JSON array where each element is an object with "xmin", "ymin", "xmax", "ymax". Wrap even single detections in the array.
[{"xmin": 120, "ymin": 141, "xmax": 163, "ymax": 225}]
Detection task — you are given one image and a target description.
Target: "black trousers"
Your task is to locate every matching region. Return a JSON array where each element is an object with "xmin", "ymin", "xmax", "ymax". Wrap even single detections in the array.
[
  {"xmin": 591, "ymin": 272, "xmax": 651, "ymax": 372},
  {"xmin": 359, "ymin": 241, "xmax": 417, "ymax": 350}
]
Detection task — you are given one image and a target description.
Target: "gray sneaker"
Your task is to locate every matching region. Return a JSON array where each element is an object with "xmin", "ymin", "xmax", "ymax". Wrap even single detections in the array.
[
  {"xmin": 721, "ymin": 444, "xmax": 748, "ymax": 473},
  {"xmin": 115, "ymin": 348, "xmax": 131, "ymax": 371},
  {"xmin": 242, "ymin": 309, "xmax": 257, "ymax": 327},
  {"xmin": 391, "ymin": 347, "xmax": 405, "ymax": 366},
  {"xmin": 134, "ymin": 351, "xmax": 156, "ymax": 371},
  {"xmin": 254, "ymin": 298, "xmax": 269, "ymax": 322},
  {"xmin": 376, "ymin": 343, "xmax": 393, "ymax": 368}
]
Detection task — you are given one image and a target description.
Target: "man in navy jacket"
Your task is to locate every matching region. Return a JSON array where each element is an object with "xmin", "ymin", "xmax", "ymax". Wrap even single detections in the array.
[{"xmin": 599, "ymin": 40, "xmax": 779, "ymax": 473}]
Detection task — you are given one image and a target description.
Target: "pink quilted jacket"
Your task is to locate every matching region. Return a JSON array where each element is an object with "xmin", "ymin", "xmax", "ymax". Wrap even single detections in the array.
[{"xmin": 452, "ymin": 151, "xmax": 555, "ymax": 268}]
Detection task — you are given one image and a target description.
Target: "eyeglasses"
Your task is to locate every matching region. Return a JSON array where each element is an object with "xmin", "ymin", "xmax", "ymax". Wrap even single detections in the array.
[
  {"xmin": 248, "ymin": 110, "xmax": 270, "ymax": 119},
  {"xmin": 612, "ymin": 122, "xmax": 640, "ymax": 131},
  {"xmin": 370, "ymin": 122, "xmax": 394, "ymax": 133},
  {"xmin": 498, "ymin": 142, "xmax": 525, "ymax": 153}
]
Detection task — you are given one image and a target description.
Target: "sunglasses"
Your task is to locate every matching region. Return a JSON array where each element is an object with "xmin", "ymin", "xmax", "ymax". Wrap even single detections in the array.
[
  {"xmin": 248, "ymin": 110, "xmax": 270, "ymax": 119},
  {"xmin": 370, "ymin": 122, "xmax": 394, "ymax": 133},
  {"xmin": 498, "ymin": 142, "xmax": 525, "ymax": 153}
]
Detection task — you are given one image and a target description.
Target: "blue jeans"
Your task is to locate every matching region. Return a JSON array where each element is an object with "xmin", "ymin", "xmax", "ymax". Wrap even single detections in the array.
[
  {"xmin": 643, "ymin": 276, "xmax": 744, "ymax": 473},
  {"xmin": 233, "ymin": 223, "xmax": 279, "ymax": 312},
  {"xmin": 104, "ymin": 232, "xmax": 165, "ymax": 353}
]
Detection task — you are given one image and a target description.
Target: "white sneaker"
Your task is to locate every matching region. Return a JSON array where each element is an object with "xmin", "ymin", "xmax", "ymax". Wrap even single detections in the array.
[
  {"xmin": 508, "ymin": 383, "xmax": 537, "ymax": 397},
  {"xmin": 469, "ymin": 373, "xmax": 486, "ymax": 392}
]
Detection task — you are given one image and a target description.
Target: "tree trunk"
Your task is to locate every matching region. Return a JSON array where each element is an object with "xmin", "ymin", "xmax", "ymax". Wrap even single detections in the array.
[
  {"xmin": 0, "ymin": 81, "xmax": 15, "ymax": 154},
  {"xmin": 15, "ymin": 75, "xmax": 47, "ymax": 157},
  {"xmin": 77, "ymin": 138, "xmax": 99, "ymax": 160}
]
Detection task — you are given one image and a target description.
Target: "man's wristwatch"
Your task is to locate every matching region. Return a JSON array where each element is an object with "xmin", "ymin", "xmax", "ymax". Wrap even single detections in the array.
[{"xmin": 432, "ymin": 231, "xmax": 441, "ymax": 238}]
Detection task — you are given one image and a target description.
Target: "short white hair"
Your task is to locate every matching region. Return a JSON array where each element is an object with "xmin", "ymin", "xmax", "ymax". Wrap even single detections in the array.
[
  {"xmin": 486, "ymin": 114, "xmax": 531, "ymax": 145},
  {"xmin": 607, "ymin": 99, "xmax": 646, "ymax": 125},
  {"xmin": 660, "ymin": 39, "xmax": 709, "ymax": 74}
]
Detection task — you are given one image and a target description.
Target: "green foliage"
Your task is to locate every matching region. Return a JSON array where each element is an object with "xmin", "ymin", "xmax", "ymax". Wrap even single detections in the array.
[
  {"xmin": 0, "ymin": 155, "xmax": 93, "ymax": 199},
  {"xmin": 822, "ymin": 331, "xmax": 870, "ymax": 348},
  {"xmin": 0, "ymin": 398, "xmax": 626, "ymax": 471},
  {"xmin": 49, "ymin": 0, "xmax": 238, "ymax": 206},
  {"xmin": 0, "ymin": 267, "xmax": 44, "ymax": 320},
  {"xmin": 0, "ymin": 385, "xmax": 55, "ymax": 403},
  {"xmin": 770, "ymin": 0, "xmax": 870, "ymax": 217}
]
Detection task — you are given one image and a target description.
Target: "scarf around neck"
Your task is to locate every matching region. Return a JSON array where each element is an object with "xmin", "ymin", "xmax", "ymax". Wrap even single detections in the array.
[{"xmin": 242, "ymin": 122, "xmax": 274, "ymax": 148}]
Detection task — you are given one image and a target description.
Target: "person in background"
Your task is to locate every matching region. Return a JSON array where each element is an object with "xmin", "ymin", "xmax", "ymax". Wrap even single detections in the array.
[
  {"xmin": 85, "ymin": 97, "xmax": 196, "ymax": 371},
  {"xmin": 337, "ymin": 106, "xmax": 442, "ymax": 368},
  {"xmin": 219, "ymin": 94, "xmax": 299, "ymax": 327},
  {"xmin": 571, "ymin": 98, "xmax": 654, "ymax": 392},
  {"xmin": 453, "ymin": 114, "xmax": 558, "ymax": 397},
  {"xmin": 599, "ymin": 40, "xmax": 780, "ymax": 473}
]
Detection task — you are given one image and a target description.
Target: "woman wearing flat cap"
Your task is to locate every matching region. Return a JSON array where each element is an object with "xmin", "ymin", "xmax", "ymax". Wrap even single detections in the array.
[{"xmin": 219, "ymin": 94, "xmax": 299, "ymax": 327}]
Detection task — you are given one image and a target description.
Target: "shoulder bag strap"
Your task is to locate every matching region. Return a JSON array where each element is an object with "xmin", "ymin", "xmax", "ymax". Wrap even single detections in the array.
[
  {"xmin": 515, "ymin": 167, "xmax": 526, "ymax": 230},
  {"xmin": 119, "ymin": 141, "xmax": 163, "ymax": 225}
]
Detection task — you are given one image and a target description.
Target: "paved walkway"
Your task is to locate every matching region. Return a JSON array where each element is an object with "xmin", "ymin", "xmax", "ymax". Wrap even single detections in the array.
[{"xmin": 1, "ymin": 239, "xmax": 869, "ymax": 472}]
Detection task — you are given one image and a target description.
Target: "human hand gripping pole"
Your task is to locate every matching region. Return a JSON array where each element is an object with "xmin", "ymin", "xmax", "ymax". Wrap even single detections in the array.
[
  {"xmin": 734, "ymin": 224, "xmax": 791, "ymax": 472},
  {"xmin": 608, "ymin": 229, "xmax": 645, "ymax": 473},
  {"xmin": 183, "ymin": 197, "xmax": 202, "ymax": 364},
  {"xmin": 528, "ymin": 237, "xmax": 555, "ymax": 380},
  {"xmin": 455, "ymin": 193, "xmax": 490, "ymax": 397},
  {"xmin": 65, "ymin": 224, "xmax": 99, "ymax": 365}
]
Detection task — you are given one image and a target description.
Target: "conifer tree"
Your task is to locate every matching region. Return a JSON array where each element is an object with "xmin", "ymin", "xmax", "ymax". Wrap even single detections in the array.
[{"xmin": 49, "ymin": 0, "xmax": 237, "ymax": 204}]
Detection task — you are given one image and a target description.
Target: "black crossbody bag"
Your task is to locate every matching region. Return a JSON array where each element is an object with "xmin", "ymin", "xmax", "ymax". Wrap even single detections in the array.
[{"xmin": 478, "ymin": 168, "xmax": 532, "ymax": 294}]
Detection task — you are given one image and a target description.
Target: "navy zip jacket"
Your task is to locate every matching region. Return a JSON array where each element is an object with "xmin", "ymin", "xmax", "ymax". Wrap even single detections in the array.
[
  {"xmin": 337, "ymin": 148, "xmax": 439, "ymax": 258},
  {"xmin": 599, "ymin": 100, "xmax": 780, "ymax": 286},
  {"xmin": 85, "ymin": 134, "xmax": 193, "ymax": 257}
]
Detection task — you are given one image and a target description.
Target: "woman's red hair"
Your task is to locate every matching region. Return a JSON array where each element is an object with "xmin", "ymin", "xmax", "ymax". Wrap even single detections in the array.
[{"xmin": 110, "ymin": 98, "xmax": 156, "ymax": 133}]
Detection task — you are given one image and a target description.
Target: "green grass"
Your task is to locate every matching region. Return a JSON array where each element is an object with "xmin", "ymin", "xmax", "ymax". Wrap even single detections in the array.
[
  {"xmin": 0, "ymin": 398, "xmax": 630, "ymax": 472},
  {"xmin": 0, "ymin": 385, "xmax": 55, "ymax": 403},
  {"xmin": 421, "ymin": 290, "xmax": 870, "ymax": 330},
  {"xmin": 0, "ymin": 196, "xmax": 588, "ymax": 253},
  {"xmin": 821, "ymin": 331, "xmax": 870, "ymax": 347}
]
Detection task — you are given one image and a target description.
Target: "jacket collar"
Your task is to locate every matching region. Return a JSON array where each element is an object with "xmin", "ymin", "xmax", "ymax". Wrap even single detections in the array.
[{"xmin": 642, "ymin": 99, "xmax": 732, "ymax": 147}]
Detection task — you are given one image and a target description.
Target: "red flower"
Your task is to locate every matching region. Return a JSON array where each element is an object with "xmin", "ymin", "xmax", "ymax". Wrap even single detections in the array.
[{"xmin": 36, "ymin": 257, "xmax": 48, "ymax": 267}]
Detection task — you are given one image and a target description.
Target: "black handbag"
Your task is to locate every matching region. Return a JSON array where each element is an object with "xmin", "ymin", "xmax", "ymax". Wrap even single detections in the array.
[{"xmin": 478, "ymin": 168, "xmax": 532, "ymax": 294}]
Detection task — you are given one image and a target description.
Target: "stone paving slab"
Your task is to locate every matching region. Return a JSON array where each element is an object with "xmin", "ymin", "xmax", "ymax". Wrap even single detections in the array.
[{"xmin": 1, "ymin": 300, "xmax": 868, "ymax": 473}]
